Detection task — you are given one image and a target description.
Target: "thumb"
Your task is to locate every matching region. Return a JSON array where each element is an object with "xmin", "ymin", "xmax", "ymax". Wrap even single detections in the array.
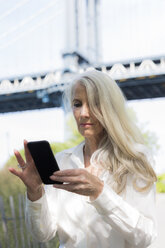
[{"xmin": 9, "ymin": 168, "xmax": 22, "ymax": 178}]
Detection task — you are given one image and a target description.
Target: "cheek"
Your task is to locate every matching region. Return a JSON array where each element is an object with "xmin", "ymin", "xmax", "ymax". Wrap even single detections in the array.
[
  {"xmin": 95, "ymin": 122, "xmax": 104, "ymax": 134},
  {"xmin": 73, "ymin": 109, "xmax": 79, "ymax": 124}
]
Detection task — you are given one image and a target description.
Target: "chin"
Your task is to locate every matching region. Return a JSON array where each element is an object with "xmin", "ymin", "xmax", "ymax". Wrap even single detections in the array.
[{"xmin": 81, "ymin": 131, "xmax": 94, "ymax": 138}]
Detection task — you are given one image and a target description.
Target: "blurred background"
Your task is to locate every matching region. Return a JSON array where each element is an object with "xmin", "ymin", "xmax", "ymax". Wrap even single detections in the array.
[{"xmin": 0, "ymin": 0, "xmax": 165, "ymax": 247}]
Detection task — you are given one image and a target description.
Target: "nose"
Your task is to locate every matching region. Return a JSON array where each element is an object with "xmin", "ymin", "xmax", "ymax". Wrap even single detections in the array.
[{"xmin": 80, "ymin": 104, "xmax": 90, "ymax": 117}]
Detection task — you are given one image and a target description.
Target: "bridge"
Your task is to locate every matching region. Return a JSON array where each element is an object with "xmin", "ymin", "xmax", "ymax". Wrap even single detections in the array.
[
  {"xmin": 0, "ymin": 56, "xmax": 165, "ymax": 113},
  {"xmin": 0, "ymin": 0, "xmax": 165, "ymax": 113}
]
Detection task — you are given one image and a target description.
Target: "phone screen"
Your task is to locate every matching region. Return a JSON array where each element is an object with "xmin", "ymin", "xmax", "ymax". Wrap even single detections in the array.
[{"xmin": 27, "ymin": 140, "xmax": 62, "ymax": 184}]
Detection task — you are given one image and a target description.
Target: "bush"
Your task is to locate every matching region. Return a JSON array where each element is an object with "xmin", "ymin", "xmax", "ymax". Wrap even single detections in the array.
[{"xmin": 156, "ymin": 173, "xmax": 165, "ymax": 193}]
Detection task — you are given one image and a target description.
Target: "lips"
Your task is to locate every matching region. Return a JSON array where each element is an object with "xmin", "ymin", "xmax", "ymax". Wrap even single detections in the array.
[{"xmin": 80, "ymin": 123, "xmax": 93, "ymax": 126}]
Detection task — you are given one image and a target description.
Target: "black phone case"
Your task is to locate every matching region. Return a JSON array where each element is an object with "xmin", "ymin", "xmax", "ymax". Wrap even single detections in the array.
[{"xmin": 27, "ymin": 140, "xmax": 62, "ymax": 184}]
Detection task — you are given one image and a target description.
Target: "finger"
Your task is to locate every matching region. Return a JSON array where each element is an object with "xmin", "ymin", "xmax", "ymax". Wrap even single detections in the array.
[
  {"xmin": 53, "ymin": 169, "xmax": 85, "ymax": 177},
  {"xmin": 24, "ymin": 140, "xmax": 33, "ymax": 163},
  {"xmin": 53, "ymin": 183, "xmax": 72, "ymax": 190},
  {"xmin": 14, "ymin": 149, "xmax": 26, "ymax": 167},
  {"xmin": 53, "ymin": 183, "xmax": 87, "ymax": 195},
  {"xmin": 9, "ymin": 167, "xmax": 22, "ymax": 178},
  {"xmin": 53, "ymin": 183, "xmax": 78, "ymax": 191},
  {"xmin": 50, "ymin": 175, "xmax": 84, "ymax": 184}
]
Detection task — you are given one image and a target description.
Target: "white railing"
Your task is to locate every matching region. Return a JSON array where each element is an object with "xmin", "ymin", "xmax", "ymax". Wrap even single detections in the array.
[{"xmin": 0, "ymin": 58, "xmax": 165, "ymax": 95}]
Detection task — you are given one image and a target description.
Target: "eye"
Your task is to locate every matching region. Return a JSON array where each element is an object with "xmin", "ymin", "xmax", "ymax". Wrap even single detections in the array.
[
  {"xmin": 73, "ymin": 102, "xmax": 82, "ymax": 108},
  {"xmin": 73, "ymin": 101, "xmax": 82, "ymax": 108}
]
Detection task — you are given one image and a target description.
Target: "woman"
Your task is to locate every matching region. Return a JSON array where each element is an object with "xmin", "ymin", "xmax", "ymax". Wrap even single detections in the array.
[{"xmin": 9, "ymin": 69, "xmax": 157, "ymax": 248}]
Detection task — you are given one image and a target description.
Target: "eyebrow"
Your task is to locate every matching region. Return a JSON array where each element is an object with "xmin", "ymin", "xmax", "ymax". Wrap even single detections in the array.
[{"xmin": 72, "ymin": 98, "xmax": 81, "ymax": 102}]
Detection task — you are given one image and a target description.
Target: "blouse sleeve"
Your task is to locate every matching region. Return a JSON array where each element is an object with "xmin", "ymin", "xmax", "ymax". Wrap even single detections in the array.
[
  {"xmin": 25, "ymin": 185, "xmax": 58, "ymax": 242},
  {"xmin": 88, "ymin": 178, "xmax": 157, "ymax": 248},
  {"xmin": 25, "ymin": 151, "xmax": 65, "ymax": 242}
]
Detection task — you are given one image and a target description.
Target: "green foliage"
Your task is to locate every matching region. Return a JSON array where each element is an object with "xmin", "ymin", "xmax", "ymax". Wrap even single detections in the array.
[
  {"xmin": 127, "ymin": 106, "xmax": 159, "ymax": 154},
  {"xmin": 0, "ymin": 154, "xmax": 26, "ymax": 200},
  {"xmin": 156, "ymin": 173, "xmax": 165, "ymax": 193}
]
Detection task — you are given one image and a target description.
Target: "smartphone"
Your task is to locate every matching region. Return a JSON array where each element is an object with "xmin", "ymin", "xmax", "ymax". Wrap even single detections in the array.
[{"xmin": 27, "ymin": 140, "xmax": 62, "ymax": 184}]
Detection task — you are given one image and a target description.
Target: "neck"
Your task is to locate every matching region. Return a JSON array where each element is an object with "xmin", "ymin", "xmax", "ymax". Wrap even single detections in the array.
[{"xmin": 84, "ymin": 139, "xmax": 98, "ymax": 155}]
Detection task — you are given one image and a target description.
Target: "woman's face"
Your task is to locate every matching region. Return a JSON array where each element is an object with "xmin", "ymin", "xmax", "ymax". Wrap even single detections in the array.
[{"xmin": 72, "ymin": 82, "xmax": 104, "ymax": 139}]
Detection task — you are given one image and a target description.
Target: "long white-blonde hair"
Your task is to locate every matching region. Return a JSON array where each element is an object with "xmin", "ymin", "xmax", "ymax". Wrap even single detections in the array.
[{"xmin": 63, "ymin": 69, "xmax": 157, "ymax": 194}]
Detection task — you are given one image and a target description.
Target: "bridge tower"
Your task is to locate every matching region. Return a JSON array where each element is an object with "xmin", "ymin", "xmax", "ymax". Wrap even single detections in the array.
[{"xmin": 63, "ymin": 0, "xmax": 101, "ymax": 72}]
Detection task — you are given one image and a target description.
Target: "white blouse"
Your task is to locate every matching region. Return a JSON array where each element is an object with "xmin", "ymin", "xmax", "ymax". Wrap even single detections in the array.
[{"xmin": 25, "ymin": 141, "xmax": 157, "ymax": 248}]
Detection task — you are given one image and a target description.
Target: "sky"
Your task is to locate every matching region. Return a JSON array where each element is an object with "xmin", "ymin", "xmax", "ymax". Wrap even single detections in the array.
[
  {"xmin": 0, "ymin": 0, "xmax": 165, "ymax": 174},
  {"xmin": 0, "ymin": 0, "xmax": 165, "ymax": 78}
]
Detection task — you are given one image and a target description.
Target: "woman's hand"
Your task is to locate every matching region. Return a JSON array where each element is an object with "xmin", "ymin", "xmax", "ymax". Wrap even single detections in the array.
[
  {"xmin": 50, "ymin": 168, "xmax": 104, "ymax": 201},
  {"xmin": 9, "ymin": 140, "xmax": 43, "ymax": 201}
]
